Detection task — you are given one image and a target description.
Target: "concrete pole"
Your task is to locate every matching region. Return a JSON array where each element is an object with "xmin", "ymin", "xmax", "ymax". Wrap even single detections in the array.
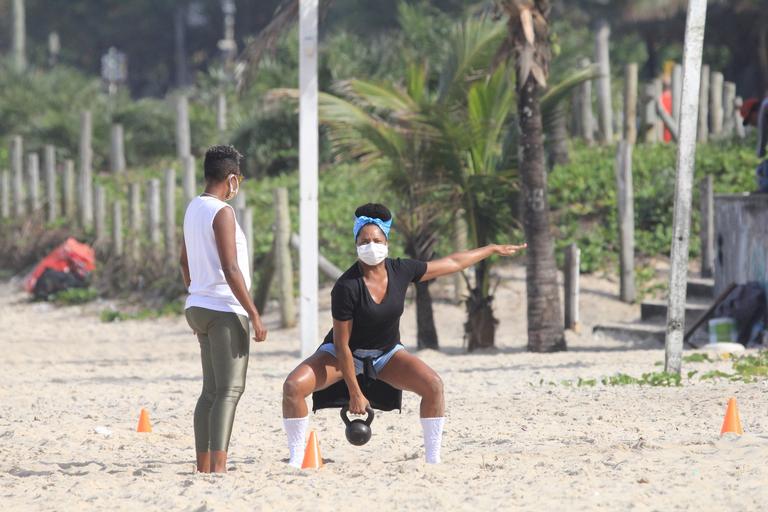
[
  {"xmin": 299, "ymin": 0, "xmax": 319, "ymax": 358},
  {"xmin": 110, "ymin": 123, "xmax": 126, "ymax": 173},
  {"xmin": 164, "ymin": 168, "xmax": 177, "ymax": 261},
  {"xmin": 79, "ymin": 111, "xmax": 93, "ymax": 229},
  {"xmin": 10, "ymin": 136, "xmax": 24, "ymax": 217},
  {"xmin": 623, "ymin": 63, "xmax": 638, "ymax": 144},
  {"xmin": 175, "ymin": 95, "xmax": 191, "ymax": 160},
  {"xmin": 44, "ymin": 145, "xmax": 57, "ymax": 222},
  {"xmin": 27, "ymin": 152, "xmax": 40, "ymax": 212},
  {"xmin": 615, "ymin": 141, "xmax": 635, "ymax": 303},
  {"xmin": 274, "ymin": 187, "xmax": 296, "ymax": 328},
  {"xmin": 697, "ymin": 64, "xmax": 710, "ymax": 142},
  {"xmin": 62, "ymin": 159, "xmax": 75, "ymax": 219},
  {"xmin": 665, "ymin": 0, "xmax": 708, "ymax": 375},
  {"xmin": 12, "ymin": 0, "xmax": 26, "ymax": 73},
  {"xmin": 594, "ymin": 19, "xmax": 614, "ymax": 143}
]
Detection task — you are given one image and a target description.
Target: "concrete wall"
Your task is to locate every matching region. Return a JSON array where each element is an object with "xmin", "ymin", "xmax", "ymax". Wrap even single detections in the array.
[{"xmin": 714, "ymin": 194, "xmax": 768, "ymax": 297}]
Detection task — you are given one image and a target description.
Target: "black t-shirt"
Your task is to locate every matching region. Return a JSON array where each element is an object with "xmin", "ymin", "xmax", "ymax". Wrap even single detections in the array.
[{"xmin": 322, "ymin": 258, "xmax": 428, "ymax": 351}]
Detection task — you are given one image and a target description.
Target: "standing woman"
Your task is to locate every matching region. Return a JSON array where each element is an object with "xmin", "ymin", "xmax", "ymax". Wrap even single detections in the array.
[
  {"xmin": 282, "ymin": 203, "xmax": 525, "ymax": 466},
  {"xmin": 180, "ymin": 145, "xmax": 268, "ymax": 473}
]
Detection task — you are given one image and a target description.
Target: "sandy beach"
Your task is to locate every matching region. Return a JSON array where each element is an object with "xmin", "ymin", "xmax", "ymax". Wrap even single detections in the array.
[{"xmin": 1, "ymin": 264, "xmax": 766, "ymax": 511}]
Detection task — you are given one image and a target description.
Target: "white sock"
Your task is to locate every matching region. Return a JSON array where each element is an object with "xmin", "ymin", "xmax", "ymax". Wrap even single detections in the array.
[
  {"xmin": 420, "ymin": 417, "xmax": 445, "ymax": 464},
  {"xmin": 283, "ymin": 416, "xmax": 309, "ymax": 468}
]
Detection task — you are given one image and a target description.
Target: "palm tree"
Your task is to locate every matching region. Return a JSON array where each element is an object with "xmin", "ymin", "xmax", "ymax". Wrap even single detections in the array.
[{"xmin": 499, "ymin": 0, "xmax": 566, "ymax": 352}]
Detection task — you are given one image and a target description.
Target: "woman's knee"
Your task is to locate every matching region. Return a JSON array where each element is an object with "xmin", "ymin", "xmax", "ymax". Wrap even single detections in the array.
[
  {"xmin": 421, "ymin": 372, "xmax": 444, "ymax": 401},
  {"xmin": 282, "ymin": 375, "xmax": 309, "ymax": 401}
]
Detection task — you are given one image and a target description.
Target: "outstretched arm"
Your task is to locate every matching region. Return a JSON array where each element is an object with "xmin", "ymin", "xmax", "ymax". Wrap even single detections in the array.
[{"xmin": 420, "ymin": 243, "xmax": 526, "ymax": 282}]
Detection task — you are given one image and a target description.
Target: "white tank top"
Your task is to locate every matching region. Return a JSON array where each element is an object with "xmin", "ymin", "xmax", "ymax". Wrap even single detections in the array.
[{"xmin": 183, "ymin": 195, "xmax": 251, "ymax": 317}]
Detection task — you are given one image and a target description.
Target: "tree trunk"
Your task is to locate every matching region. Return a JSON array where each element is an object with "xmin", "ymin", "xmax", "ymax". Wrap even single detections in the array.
[
  {"xmin": 519, "ymin": 75, "xmax": 566, "ymax": 353},
  {"xmin": 465, "ymin": 259, "xmax": 497, "ymax": 351},
  {"xmin": 415, "ymin": 280, "xmax": 439, "ymax": 350},
  {"xmin": 405, "ymin": 231, "xmax": 439, "ymax": 350}
]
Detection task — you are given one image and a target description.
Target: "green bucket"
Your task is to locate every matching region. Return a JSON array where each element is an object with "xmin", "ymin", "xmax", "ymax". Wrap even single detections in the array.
[{"xmin": 708, "ymin": 317, "xmax": 737, "ymax": 344}]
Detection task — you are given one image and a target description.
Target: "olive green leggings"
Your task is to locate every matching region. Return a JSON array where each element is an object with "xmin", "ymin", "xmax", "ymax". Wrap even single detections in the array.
[{"xmin": 185, "ymin": 307, "xmax": 250, "ymax": 453}]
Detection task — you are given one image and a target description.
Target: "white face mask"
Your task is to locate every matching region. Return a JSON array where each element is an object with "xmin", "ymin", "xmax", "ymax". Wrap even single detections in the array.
[{"xmin": 357, "ymin": 242, "xmax": 388, "ymax": 266}]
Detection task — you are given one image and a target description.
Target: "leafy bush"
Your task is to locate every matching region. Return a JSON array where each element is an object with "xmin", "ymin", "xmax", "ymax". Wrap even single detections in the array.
[{"xmin": 549, "ymin": 139, "xmax": 760, "ymax": 272}]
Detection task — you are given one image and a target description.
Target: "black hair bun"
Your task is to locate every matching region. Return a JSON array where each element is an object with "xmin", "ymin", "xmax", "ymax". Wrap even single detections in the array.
[{"xmin": 355, "ymin": 203, "xmax": 391, "ymax": 221}]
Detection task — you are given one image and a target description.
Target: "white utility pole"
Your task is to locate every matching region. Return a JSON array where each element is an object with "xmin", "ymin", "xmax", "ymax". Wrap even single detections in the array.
[
  {"xmin": 665, "ymin": 0, "xmax": 708, "ymax": 374},
  {"xmin": 299, "ymin": 0, "xmax": 319, "ymax": 358}
]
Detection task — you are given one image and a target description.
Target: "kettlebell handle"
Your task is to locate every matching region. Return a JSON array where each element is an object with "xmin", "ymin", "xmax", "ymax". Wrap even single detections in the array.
[{"xmin": 340, "ymin": 405, "xmax": 375, "ymax": 426}]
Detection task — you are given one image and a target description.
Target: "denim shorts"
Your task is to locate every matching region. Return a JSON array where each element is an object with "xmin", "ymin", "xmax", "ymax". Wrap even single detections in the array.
[{"xmin": 317, "ymin": 343, "xmax": 404, "ymax": 378}]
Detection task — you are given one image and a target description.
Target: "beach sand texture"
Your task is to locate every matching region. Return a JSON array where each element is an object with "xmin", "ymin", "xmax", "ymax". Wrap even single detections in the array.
[{"xmin": 1, "ymin": 265, "xmax": 766, "ymax": 511}]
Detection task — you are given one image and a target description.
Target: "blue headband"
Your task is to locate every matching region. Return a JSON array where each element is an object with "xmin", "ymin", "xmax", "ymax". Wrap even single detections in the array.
[{"xmin": 353, "ymin": 215, "xmax": 392, "ymax": 240}]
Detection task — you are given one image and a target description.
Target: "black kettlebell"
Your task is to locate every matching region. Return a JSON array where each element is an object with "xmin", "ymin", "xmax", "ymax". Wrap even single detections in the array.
[{"xmin": 340, "ymin": 405, "xmax": 375, "ymax": 446}]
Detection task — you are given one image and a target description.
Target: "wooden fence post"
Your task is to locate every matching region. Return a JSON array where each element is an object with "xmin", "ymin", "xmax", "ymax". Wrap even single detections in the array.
[
  {"xmin": 564, "ymin": 243, "xmax": 580, "ymax": 331},
  {"xmin": 62, "ymin": 159, "xmax": 75, "ymax": 219},
  {"xmin": 623, "ymin": 63, "xmax": 638, "ymax": 144},
  {"xmin": 175, "ymin": 94, "xmax": 191, "ymax": 160},
  {"xmin": 113, "ymin": 201, "xmax": 123, "ymax": 256},
  {"xmin": 653, "ymin": 78, "xmax": 665, "ymax": 141},
  {"xmin": 147, "ymin": 179, "xmax": 161, "ymax": 258},
  {"xmin": 697, "ymin": 64, "xmax": 710, "ymax": 142},
  {"xmin": 243, "ymin": 206, "xmax": 254, "ymax": 274},
  {"xmin": 1, "ymin": 170, "xmax": 9, "ymax": 219},
  {"xmin": 594, "ymin": 19, "xmax": 613, "ymax": 143},
  {"xmin": 734, "ymin": 96, "xmax": 746, "ymax": 139},
  {"xmin": 699, "ymin": 175, "xmax": 714, "ymax": 278},
  {"xmin": 129, "ymin": 182, "xmax": 142, "ymax": 261},
  {"xmin": 672, "ymin": 63, "xmax": 683, "ymax": 124},
  {"xmin": 44, "ymin": 144, "xmax": 56, "ymax": 222},
  {"xmin": 110, "ymin": 123, "xmax": 126, "ymax": 173},
  {"xmin": 722, "ymin": 81, "xmax": 736, "ymax": 137},
  {"xmin": 217, "ymin": 91, "xmax": 227, "ymax": 139},
  {"xmin": 453, "ymin": 208, "xmax": 469, "ymax": 303},
  {"xmin": 94, "ymin": 184, "xmax": 106, "ymax": 243},
  {"xmin": 615, "ymin": 141, "xmax": 635, "ymax": 303},
  {"xmin": 27, "ymin": 152, "xmax": 40, "ymax": 212},
  {"xmin": 164, "ymin": 168, "xmax": 177, "ymax": 261},
  {"xmin": 709, "ymin": 70, "xmax": 723, "ymax": 136},
  {"xmin": 10, "ymin": 135, "xmax": 24, "ymax": 217},
  {"xmin": 274, "ymin": 187, "xmax": 296, "ymax": 328},
  {"xmin": 182, "ymin": 155, "xmax": 196, "ymax": 204},
  {"xmin": 578, "ymin": 58, "xmax": 594, "ymax": 144},
  {"xmin": 643, "ymin": 84, "xmax": 658, "ymax": 143},
  {"xmin": 79, "ymin": 110, "xmax": 93, "ymax": 229}
]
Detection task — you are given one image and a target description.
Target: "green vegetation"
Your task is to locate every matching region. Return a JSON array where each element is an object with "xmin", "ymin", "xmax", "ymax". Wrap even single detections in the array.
[
  {"xmin": 100, "ymin": 300, "xmax": 184, "ymax": 323},
  {"xmin": 53, "ymin": 287, "xmax": 99, "ymax": 305}
]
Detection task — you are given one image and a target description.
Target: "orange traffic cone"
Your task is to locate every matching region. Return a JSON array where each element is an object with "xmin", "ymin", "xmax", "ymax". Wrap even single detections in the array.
[
  {"xmin": 301, "ymin": 430, "xmax": 323, "ymax": 469},
  {"xmin": 720, "ymin": 397, "xmax": 743, "ymax": 435},
  {"xmin": 136, "ymin": 408, "xmax": 152, "ymax": 433}
]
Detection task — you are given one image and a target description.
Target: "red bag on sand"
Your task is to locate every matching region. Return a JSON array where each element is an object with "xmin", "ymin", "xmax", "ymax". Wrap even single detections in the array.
[{"xmin": 24, "ymin": 238, "xmax": 96, "ymax": 293}]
